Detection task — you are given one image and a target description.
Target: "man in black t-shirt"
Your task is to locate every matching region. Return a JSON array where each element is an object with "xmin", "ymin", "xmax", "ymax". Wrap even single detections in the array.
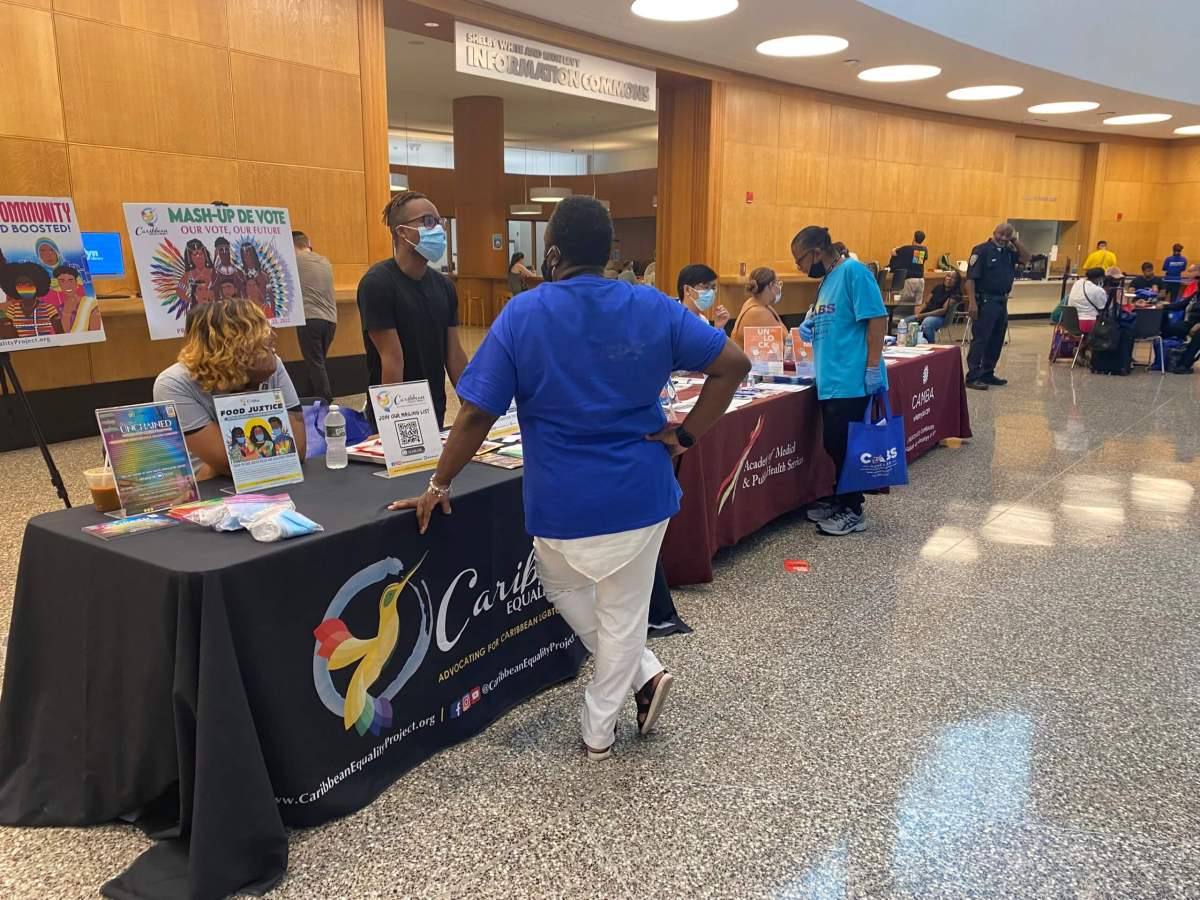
[
  {"xmin": 357, "ymin": 191, "xmax": 468, "ymax": 428},
  {"xmin": 1130, "ymin": 261, "xmax": 1164, "ymax": 295},
  {"xmin": 892, "ymin": 230, "xmax": 929, "ymax": 309}
]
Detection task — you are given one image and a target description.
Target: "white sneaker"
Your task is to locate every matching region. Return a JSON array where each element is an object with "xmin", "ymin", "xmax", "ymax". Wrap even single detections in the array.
[
  {"xmin": 805, "ymin": 500, "xmax": 839, "ymax": 523},
  {"xmin": 817, "ymin": 507, "xmax": 866, "ymax": 536}
]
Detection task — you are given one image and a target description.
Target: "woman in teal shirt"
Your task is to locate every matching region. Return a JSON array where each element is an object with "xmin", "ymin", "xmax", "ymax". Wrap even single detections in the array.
[{"xmin": 793, "ymin": 225, "xmax": 889, "ymax": 536}]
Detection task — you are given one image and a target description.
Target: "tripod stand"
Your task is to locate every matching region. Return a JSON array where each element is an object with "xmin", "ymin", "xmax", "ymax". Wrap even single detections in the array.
[{"xmin": 0, "ymin": 351, "xmax": 71, "ymax": 508}]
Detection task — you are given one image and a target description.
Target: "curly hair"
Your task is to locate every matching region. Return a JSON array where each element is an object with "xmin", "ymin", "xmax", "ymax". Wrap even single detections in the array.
[{"xmin": 178, "ymin": 297, "xmax": 272, "ymax": 393}]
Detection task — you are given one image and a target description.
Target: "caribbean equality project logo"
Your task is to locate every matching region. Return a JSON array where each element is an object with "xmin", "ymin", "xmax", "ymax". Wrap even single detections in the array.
[{"xmin": 313, "ymin": 556, "xmax": 433, "ymax": 737}]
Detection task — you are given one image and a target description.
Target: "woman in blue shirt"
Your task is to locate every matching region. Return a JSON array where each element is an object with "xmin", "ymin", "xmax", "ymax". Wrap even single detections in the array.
[
  {"xmin": 793, "ymin": 225, "xmax": 889, "ymax": 536},
  {"xmin": 390, "ymin": 197, "xmax": 750, "ymax": 760}
]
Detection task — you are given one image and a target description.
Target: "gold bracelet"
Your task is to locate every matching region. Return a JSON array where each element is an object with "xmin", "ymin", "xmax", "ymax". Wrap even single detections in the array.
[{"xmin": 427, "ymin": 476, "xmax": 451, "ymax": 498}]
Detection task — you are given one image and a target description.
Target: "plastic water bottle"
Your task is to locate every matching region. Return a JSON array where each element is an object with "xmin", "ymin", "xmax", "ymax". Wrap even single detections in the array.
[
  {"xmin": 324, "ymin": 404, "xmax": 347, "ymax": 469},
  {"xmin": 784, "ymin": 332, "xmax": 795, "ymax": 364},
  {"xmin": 897, "ymin": 318, "xmax": 909, "ymax": 345}
]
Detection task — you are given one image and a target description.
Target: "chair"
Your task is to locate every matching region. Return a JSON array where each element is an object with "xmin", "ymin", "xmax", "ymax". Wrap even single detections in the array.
[
  {"xmin": 1057, "ymin": 306, "xmax": 1088, "ymax": 368},
  {"xmin": 889, "ymin": 268, "xmax": 907, "ymax": 294},
  {"xmin": 1130, "ymin": 308, "xmax": 1165, "ymax": 372},
  {"xmin": 934, "ymin": 300, "xmax": 960, "ymax": 343},
  {"xmin": 464, "ymin": 291, "xmax": 485, "ymax": 328}
]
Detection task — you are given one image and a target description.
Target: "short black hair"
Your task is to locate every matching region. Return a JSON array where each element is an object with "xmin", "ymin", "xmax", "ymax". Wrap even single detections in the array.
[
  {"xmin": 1097, "ymin": 240, "xmax": 1107, "ymax": 247},
  {"xmin": 292, "ymin": 230, "xmax": 311, "ymax": 248},
  {"xmin": 382, "ymin": 190, "xmax": 430, "ymax": 231},
  {"xmin": 914, "ymin": 230, "xmax": 926, "ymax": 244},
  {"xmin": 268, "ymin": 416, "xmax": 283, "ymax": 427},
  {"xmin": 1086, "ymin": 267, "xmax": 1106, "ymax": 281},
  {"xmin": 545, "ymin": 196, "xmax": 612, "ymax": 268},
  {"xmin": 1173, "ymin": 243, "xmax": 1184, "ymax": 253},
  {"xmin": 52, "ymin": 264, "xmax": 80, "ymax": 280},
  {"xmin": 1141, "ymin": 261, "xmax": 1154, "ymax": 271},
  {"xmin": 676, "ymin": 263, "xmax": 718, "ymax": 300}
]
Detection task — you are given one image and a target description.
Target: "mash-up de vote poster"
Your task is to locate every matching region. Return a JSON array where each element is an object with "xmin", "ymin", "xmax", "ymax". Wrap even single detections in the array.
[
  {"xmin": 123, "ymin": 202, "xmax": 304, "ymax": 340},
  {"xmin": 0, "ymin": 196, "xmax": 106, "ymax": 353}
]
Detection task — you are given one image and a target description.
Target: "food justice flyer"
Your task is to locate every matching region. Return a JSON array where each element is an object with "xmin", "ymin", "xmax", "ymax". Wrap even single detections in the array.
[{"xmin": 213, "ymin": 389, "xmax": 304, "ymax": 493}]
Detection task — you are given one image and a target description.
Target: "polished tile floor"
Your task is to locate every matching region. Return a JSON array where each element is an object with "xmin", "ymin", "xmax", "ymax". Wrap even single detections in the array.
[{"xmin": 1, "ymin": 322, "xmax": 1199, "ymax": 898}]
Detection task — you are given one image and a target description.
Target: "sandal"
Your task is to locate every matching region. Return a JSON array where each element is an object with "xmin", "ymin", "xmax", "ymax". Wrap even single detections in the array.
[{"xmin": 634, "ymin": 670, "xmax": 674, "ymax": 735}]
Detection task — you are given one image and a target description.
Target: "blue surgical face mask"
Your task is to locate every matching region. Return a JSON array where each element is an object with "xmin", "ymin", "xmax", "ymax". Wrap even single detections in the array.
[
  {"xmin": 409, "ymin": 224, "xmax": 447, "ymax": 262},
  {"xmin": 235, "ymin": 436, "xmax": 246, "ymax": 445},
  {"xmin": 693, "ymin": 288, "xmax": 715, "ymax": 312},
  {"xmin": 773, "ymin": 286, "xmax": 783, "ymax": 304},
  {"xmin": 273, "ymin": 428, "xmax": 284, "ymax": 439}
]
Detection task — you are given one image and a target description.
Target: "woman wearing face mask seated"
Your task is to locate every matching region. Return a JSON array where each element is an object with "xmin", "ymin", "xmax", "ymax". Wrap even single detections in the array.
[
  {"xmin": 153, "ymin": 296, "xmax": 306, "ymax": 480},
  {"xmin": 731, "ymin": 266, "xmax": 785, "ymax": 348},
  {"xmin": 676, "ymin": 263, "xmax": 730, "ymax": 332}
]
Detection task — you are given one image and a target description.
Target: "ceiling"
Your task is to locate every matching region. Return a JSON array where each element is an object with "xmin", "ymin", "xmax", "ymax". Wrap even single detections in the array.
[
  {"xmin": 474, "ymin": 0, "xmax": 1200, "ymax": 139},
  {"xmin": 384, "ymin": 27, "xmax": 658, "ymax": 150}
]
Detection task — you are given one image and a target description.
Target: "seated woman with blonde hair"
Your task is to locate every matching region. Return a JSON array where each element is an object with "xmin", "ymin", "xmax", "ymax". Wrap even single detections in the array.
[
  {"xmin": 731, "ymin": 266, "xmax": 785, "ymax": 348},
  {"xmin": 153, "ymin": 296, "xmax": 305, "ymax": 479}
]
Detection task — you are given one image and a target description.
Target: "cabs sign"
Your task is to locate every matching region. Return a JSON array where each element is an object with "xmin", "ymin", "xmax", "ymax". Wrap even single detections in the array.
[{"xmin": 455, "ymin": 23, "xmax": 656, "ymax": 111}]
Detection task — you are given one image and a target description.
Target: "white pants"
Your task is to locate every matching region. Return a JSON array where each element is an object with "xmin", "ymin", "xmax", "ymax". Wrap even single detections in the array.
[{"xmin": 534, "ymin": 519, "xmax": 669, "ymax": 750}]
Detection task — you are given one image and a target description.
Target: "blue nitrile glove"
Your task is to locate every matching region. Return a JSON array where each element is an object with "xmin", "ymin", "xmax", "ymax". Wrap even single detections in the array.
[
  {"xmin": 798, "ymin": 319, "xmax": 815, "ymax": 343},
  {"xmin": 864, "ymin": 364, "xmax": 884, "ymax": 395}
]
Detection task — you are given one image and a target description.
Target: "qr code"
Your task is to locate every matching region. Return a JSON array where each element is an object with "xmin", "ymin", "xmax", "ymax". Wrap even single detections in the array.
[{"xmin": 395, "ymin": 418, "xmax": 425, "ymax": 456}]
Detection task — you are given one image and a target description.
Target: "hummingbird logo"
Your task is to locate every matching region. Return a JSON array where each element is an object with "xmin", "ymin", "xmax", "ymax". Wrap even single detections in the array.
[{"xmin": 312, "ymin": 555, "xmax": 432, "ymax": 736}]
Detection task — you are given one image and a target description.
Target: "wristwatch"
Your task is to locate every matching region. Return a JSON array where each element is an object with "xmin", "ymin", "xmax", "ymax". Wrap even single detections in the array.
[{"xmin": 675, "ymin": 426, "xmax": 696, "ymax": 449}]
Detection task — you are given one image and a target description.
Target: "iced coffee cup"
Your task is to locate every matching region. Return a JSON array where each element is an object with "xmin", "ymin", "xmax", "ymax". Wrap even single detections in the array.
[{"xmin": 84, "ymin": 467, "xmax": 120, "ymax": 513}]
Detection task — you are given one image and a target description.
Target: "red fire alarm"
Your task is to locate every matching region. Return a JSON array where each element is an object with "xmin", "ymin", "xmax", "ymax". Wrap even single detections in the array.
[
  {"xmin": 746, "ymin": 191, "xmax": 754, "ymax": 204},
  {"xmin": 1116, "ymin": 212, "xmax": 1123, "ymax": 221}
]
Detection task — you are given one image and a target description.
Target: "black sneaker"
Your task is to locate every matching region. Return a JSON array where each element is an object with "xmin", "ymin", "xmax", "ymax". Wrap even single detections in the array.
[
  {"xmin": 982, "ymin": 376, "xmax": 1008, "ymax": 386},
  {"xmin": 965, "ymin": 380, "xmax": 989, "ymax": 391}
]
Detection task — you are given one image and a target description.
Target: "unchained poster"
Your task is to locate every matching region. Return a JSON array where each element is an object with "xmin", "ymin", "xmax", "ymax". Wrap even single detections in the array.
[
  {"xmin": 0, "ymin": 196, "xmax": 106, "ymax": 353},
  {"xmin": 123, "ymin": 202, "xmax": 305, "ymax": 340}
]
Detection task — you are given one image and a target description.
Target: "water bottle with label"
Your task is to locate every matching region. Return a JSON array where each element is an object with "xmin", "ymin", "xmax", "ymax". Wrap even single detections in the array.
[
  {"xmin": 897, "ymin": 318, "xmax": 909, "ymax": 345},
  {"xmin": 324, "ymin": 403, "xmax": 347, "ymax": 469}
]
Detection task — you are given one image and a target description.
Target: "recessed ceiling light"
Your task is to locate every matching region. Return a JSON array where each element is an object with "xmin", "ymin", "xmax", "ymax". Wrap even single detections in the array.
[
  {"xmin": 947, "ymin": 85, "xmax": 1023, "ymax": 101},
  {"xmin": 1027, "ymin": 101, "xmax": 1099, "ymax": 115},
  {"xmin": 630, "ymin": 0, "xmax": 738, "ymax": 22},
  {"xmin": 1174, "ymin": 125, "xmax": 1200, "ymax": 135},
  {"xmin": 423, "ymin": 21, "xmax": 439, "ymax": 27},
  {"xmin": 1103, "ymin": 113, "xmax": 1172, "ymax": 126},
  {"xmin": 755, "ymin": 35, "xmax": 849, "ymax": 57},
  {"xmin": 858, "ymin": 64, "xmax": 941, "ymax": 83}
]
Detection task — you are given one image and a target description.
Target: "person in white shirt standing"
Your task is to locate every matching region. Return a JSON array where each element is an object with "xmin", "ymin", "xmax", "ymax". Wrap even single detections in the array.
[{"xmin": 292, "ymin": 230, "xmax": 338, "ymax": 402}]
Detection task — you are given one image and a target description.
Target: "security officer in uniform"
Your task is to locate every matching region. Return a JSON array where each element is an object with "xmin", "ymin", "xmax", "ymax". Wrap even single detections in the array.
[{"xmin": 964, "ymin": 222, "xmax": 1029, "ymax": 390}]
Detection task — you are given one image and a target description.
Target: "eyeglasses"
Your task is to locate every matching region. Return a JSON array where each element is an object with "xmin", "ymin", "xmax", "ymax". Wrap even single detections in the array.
[
  {"xmin": 399, "ymin": 214, "xmax": 447, "ymax": 230},
  {"xmin": 794, "ymin": 248, "xmax": 818, "ymax": 271}
]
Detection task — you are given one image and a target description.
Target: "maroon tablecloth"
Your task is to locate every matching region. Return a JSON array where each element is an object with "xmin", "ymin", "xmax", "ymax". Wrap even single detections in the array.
[{"xmin": 661, "ymin": 347, "xmax": 971, "ymax": 586}]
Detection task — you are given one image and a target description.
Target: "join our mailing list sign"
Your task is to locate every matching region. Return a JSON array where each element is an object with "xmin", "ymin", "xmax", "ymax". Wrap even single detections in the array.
[
  {"xmin": 455, "ymin": 22, "xmax": 655, "ymax": 111},
  {"xmin": 368, "ymin": 381, "xmax": 443, "ymax": 478}
]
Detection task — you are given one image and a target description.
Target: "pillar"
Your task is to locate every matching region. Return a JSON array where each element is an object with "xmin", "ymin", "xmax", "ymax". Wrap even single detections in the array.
[
  {"xmin": 357, "ymin": 0, "xmax": 392, "ymax": 263},
  {"xmin": 453, "ymin": 96, "xmax": 508, "ymax": 281}
]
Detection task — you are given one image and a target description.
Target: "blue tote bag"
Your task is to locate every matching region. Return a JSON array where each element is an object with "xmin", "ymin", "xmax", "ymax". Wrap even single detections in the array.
[{"xmin": 835, "ymin": 391, "xmax": 909, "ymax": 494}]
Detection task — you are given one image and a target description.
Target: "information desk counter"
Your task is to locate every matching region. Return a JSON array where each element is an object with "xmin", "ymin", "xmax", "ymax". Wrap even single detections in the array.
[
  {"xmin": 661, "ymin": 346, "xmax": 972, "ymax": 586},
  {"xmin": 0, "ymin": 463, "xmax": 586, "ymax": 900}
]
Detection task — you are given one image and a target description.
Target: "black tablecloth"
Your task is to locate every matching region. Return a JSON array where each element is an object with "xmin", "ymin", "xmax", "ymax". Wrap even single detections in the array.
[{"xmin": 0, "ymin": 461, "xmax": 600, "ymax": 899}]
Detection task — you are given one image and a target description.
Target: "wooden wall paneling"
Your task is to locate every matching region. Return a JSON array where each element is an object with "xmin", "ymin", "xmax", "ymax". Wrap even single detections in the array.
[
  {"xmin": 953, "ymin": 217, "xmax": 998, "ymax": 261},
  {"xmin": 724, "ymin": 85, "xmax": 779, "ymax": 148},
  {"xmin": 404, "ymin": 166, "xmax": 457, "ymax": 214},
  {"xmin": 612, "ymin": 216, "xmax": 656, "ymax": 265},
  {"xmin": 828, "ymin": 106, "xmax": 878, "ymax": 160},
  {"xmin": 825, "ymin": 156, "xmax": 877, "ymax": 209},
  {"xmin": 88, "ymin": 316, "xmax": 182, "ymax": 383},
  {"xmin": 777, "ymin": 94, "xmax": 830, "ymax": 154},
  {"xmin": 357, "ymin": 0, "xmax": 390, "ymax": 262},
  {"xmin": 963, "ymin": 128, "xmax": 1012, "ymax": 173},
  {"xmin": 915, "ymin": 213, "xmax": 956, "ymax": 261},
  {"xmin": 872, "ymin": 162, "xmax": 921, "ymax": 213},
  {"xmin": 1099, "ymin": 180, "xmax": 1143, "ymax": 224},
  {"xmin": 656, "ymin": 78, "xmax": 716, "ymax": 285},
  {"xmin": 921, "ymin": 121, "xmax": 967, "ymax": 170},
  {"xmin": 722, "ymin": 141, "xmax": 777, "ymax": 207},
  {"xmin": 52, "ymin": 0, "xmax": 226, "ymax": 45},
  {"xmin": 237, "ymin": 162, "xmax": 367, "ymax": 267},
  {"xmin": 9, "ymin": 345, "xmax": 94, "ymax": 391},
  {"xmin": 56, "ymin": 16, "xmax": 234, "ymax": 156},
  {"xmin": 328, "ymin": 302, "xmax": 363, "ymax": 357},
  {"xmin": 824, "ymin": 208, "xmax": 873, "ymax": 261},
  {"xmin": 225, "ymin": 0, "xmax": 359, "ymax": 74},
  {"xmin": 875, "ymin": 114, "xmax": 924, "ymax": 164},
  {"xmin": 332, "ymin": 263, "xmax": 368, "ymax": 291},
  {"xmin": 452, "ymin": 96, "xmax": 507, "ymax": 283},
  {"xmin": 869, "ymin": 211, "xmax": 918, "ymax": 265},
  {"xmin": 1077, "ymin": 142, "xmax": 1105, "ymax": 254},
  {"xmin": 0, "ymin": 137, "xmax": 71, "ymax": 194},
  {"xmin": 776, "ymin": 149, "xmax": 828, "ymax": 208},
  {"xmin": 1012, "ymin": 137, "xmax": 1085, "ymax": 180},
  {"xmin": 67, "ymin": 144, "xmax": 241, "ymax": 297},
  {"xmin": 771, "ymin": 205, "xmax": 823, "ymax": 271},
  {"xmin": 913, "ymin": 165, "xmax": 961, "ymax": 215},
  {"xmin": 1104, "ymin": 144, "xmax": 1149, "ymax": 184},
  {"xmin": 230, "ymin": 53, "xmax": 363, "ymax": 170},
  {"xmin": 0, "ymin": 3, "xmax": 64, "ymax": 140},
  {"xmin": 11, "ymin": 0, "xmax": 51, "ymax": 8}
]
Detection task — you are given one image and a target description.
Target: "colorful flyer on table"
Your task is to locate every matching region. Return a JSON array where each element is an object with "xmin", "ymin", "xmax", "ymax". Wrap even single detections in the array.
[
  {"xmin": 96, "ymin": 402, "xmax": 200, "ymax": 515},
  {"xmin": 367, "ymin": 381, "xmax": 442, "ymax": 478},
  {"xmin": 213, "ymin": 389, "xmax": 304, "ymax": 493},
  {"xmin": 744, "ymin": 325, "xmax": 785, "ymax": 375},
  {"xmin": 0, "ymin": 196, "xmax": 106, "ymax": 352},
  {"xmin": 122, "ymin": 202, "xmax": 304, "ymax": 340},
  {"xmin": 83, "ymin": 514, "xmax": 179, "ymax": 541}
]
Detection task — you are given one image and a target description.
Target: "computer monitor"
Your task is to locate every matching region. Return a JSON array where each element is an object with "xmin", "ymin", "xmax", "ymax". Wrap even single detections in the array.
[{"xmin": 81, "ymin": 232, "xmax": 124, "ymax": 278}]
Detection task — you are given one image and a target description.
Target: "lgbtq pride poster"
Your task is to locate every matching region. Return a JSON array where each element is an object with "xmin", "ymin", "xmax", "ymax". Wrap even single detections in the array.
[
  {"xmin": 122, "ymin": 202, "xmax": 304, "ymax": 340},
  {"xmin": 0, "ymin": 196, "xmax": 106, "ymax": 353},
  {"xmin": 96, "ymin": 402, "xmax": 199, "ymax": 515}
]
